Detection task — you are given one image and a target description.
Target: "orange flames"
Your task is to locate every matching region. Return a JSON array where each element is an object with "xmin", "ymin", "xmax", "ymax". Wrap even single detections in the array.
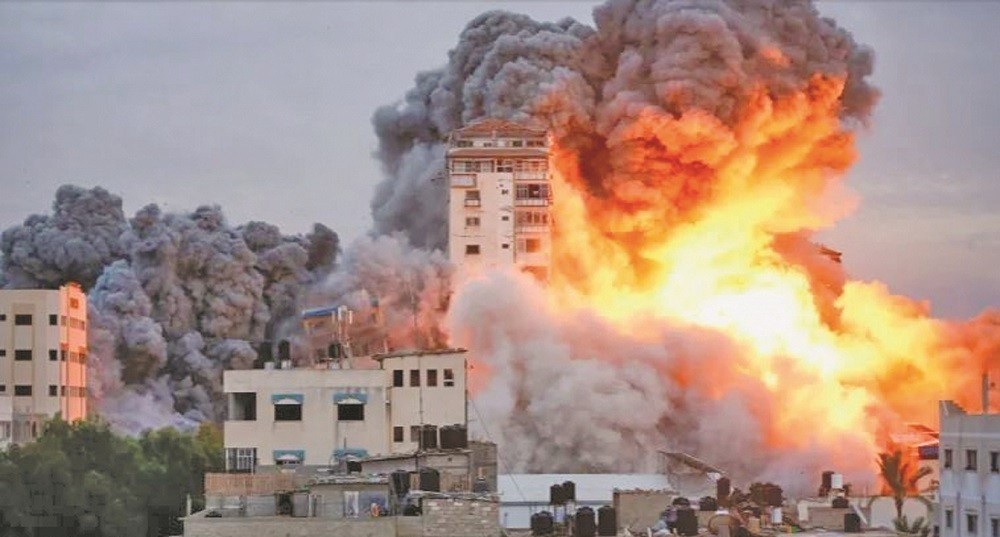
[{"xmin": 544, "ymin": 74, "xmax": 997, "ymax": 459}]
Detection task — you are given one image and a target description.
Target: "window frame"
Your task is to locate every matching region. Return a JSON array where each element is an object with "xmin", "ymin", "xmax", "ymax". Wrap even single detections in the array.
[
  {"xmin": 274, "ymin": 403, "xmax": 303, "ymax": 422},
  {"xmin": 443, "ymin": 369, "xmax": 455, "ymax": 387},
  {"xmin": 337, "ymin": 403, "xmax": 365, "ymax": 422},
  {"xmin": 465, "ymin": 244, "xmax": 480, "ymax": 255},
  {"xmin": 944, "ymin": 449, "xmax": 953, "ymax": 469},
  {"xmin": 967, "ymin": 449, "xmax": 978, "ymax": 471},
  {"xmin": 427, "ymin": 369, "xmax": 438, "ymax": 387},
  {"xmin": 14, "ymin": 350, "xmax": 32, "ymax": 361},
  {"xmin": 14, "ymin": 385, "xmax": 32, "ymax": 396},
  {"xmin": 969, "ymin": 513, "xmax": 979, "ymax": 535},
  {"xmin": 392, "ymin": 370, "xmax": 404, "ymax": 387},
  {"xmin": 13, "ymin": 314, "xmax": 32, "ymax": 326},
  {"xmin": 409, "ymin": 369, "xmax": 420, "ymax": 387},
  {"xmin": 393, "ymin": 426, "xmax": 404, "ymax": 443}
]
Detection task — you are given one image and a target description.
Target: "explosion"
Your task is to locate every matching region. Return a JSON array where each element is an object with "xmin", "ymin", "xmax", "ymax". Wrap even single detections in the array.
[{"xmin": 375, "ymin": 0, "xmax": 1000, "ymax": 490}]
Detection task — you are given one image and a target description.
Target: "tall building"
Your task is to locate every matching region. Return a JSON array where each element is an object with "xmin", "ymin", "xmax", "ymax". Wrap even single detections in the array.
[
  {"xmin": 0, "ymin": 284, "xmax": 88, "ymax": 444},
  {"xmin": 446, "ymin": 118, "xmax": 552, "ymax": 280},
  {"xmin": 938, "ymin": 398, "xmax": 1000, "ymax": 537},
  {"xmin": 222, "ymin": 348, "xmax": 468, "ymax": 472}
]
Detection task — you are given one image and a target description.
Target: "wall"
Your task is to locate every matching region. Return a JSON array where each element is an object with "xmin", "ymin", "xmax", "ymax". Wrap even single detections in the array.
[
  {"xmin": 939, "ymin": 400, "xmax": 1000, "ymax": 537},
  {"xmin": 383, "ymin": 351, "xmax": 466, "ymax": 454},
  {"xmin": 183, "ymin": 514, "xmax": 398, "ymax": 537},
  {"xmin": 807, "ymin": 507, "xmax": 852, "ymax": 530},
  {"xmin": 613, "ymin": 490, "xmax": 674, "ymax": 532},
  {"xmin": 866, "ymin": 496, "xmax": 931, "ymax": 529},
  {"xmin": 421, "ymin": 497, "xmax": 501, "ymax": 537},
  {"xmin": 204, "ymin": 473, "xmax": 295, "ymax": 496}
]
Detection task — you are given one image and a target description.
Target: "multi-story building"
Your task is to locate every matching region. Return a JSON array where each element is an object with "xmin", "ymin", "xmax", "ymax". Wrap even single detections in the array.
[
  {"xmin": 939, "ymin": 398, "xmax": 1000, "ymax": 537},
  {"xmin": 222, "ymin": 348, "xmax": 467, "ymax": 472},
  {"xmin": 0, "ymin": 284, "xmax": 88, "ymax": 443},
  {"xmin": 446, "ymin": 118, "xmax": 552, "ymax": 280}
]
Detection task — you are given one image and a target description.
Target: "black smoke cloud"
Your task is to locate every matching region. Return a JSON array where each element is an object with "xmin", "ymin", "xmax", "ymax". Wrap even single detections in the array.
[{"xmin": 0, "ymin": 185, "xmax": 339, "ymax": 432}]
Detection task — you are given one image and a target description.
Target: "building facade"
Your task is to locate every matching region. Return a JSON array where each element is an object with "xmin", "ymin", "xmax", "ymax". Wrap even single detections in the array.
[
  {"xmin": 939, "ymin": 400, "xmax": 1000, "ymax": 537},
  {"xmin": 446, "ymin": 118, "xmax": 552, "ymax": 280},
  {"xmin": 223, "ymin": 349, "xmax": 468, "ymax": 471},
  {"xmin": 0, "ymin": 284, "xmax": 88, "ymax": 444}
]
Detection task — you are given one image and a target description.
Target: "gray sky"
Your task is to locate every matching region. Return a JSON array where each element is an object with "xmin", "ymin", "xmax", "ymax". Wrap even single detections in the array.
[{"xmin": 0, "ymin": 1, "xmax": 997, "ymax": 319}]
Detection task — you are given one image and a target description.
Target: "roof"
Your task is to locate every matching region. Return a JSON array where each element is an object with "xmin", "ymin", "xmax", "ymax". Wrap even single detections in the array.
[
  {"xmin": 360, "ymin": 448, "xmax": 471, "ymax": 463},
  {"xmin": 446, "ymin": 147, "xmax": 549, "ymax": 158},
  {"xmin": 371, "ymin": 348, "xmax": 466, "ymax": 361},
  {"xmin": 497, "ymin": 474, "xmax": 674, "ymax": 505},
  {"xmin": 452, "ymin": 118, "xmax": 546, "ymax": 138}
]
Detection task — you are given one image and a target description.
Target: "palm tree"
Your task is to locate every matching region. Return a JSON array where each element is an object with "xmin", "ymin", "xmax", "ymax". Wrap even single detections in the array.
[{"xmin": 877, "ymin": 448, "xmax": 933, "ymax": 521}]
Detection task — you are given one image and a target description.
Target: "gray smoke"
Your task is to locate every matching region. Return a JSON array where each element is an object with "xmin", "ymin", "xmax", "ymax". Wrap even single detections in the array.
[{"xmin": 1, "ymin": 186, "xmax": 339, "ymax": 433}]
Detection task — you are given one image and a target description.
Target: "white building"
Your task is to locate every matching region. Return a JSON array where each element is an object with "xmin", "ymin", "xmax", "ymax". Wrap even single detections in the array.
[
  {"xmin": 223, "ymin": 348, "xmax": 468, "ymax": 471},
  {"xmin": 939, "ymin": 399, "xmax": 1000, "ymax": 537},
  {"xmin": 0, "ymin": 284, "xmax": 88, "ymax": 444},
  {"xmin": 447, "ymin": 118, "xmax": 552, "ymax": 281}
]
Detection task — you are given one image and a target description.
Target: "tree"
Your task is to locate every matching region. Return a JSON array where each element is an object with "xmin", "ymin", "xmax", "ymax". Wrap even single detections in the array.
[{"xmin": 877, "ymin": 448, "xmax": 932, "ymax": 520}]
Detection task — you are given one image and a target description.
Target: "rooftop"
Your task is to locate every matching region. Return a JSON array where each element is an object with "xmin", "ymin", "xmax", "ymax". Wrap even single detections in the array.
[
  {"xmin": 451, "ymin": 118, "xmax": 545, "ymax": 138},
  {"xmin": 371, "ymin": 348, "xmax": 466, "ymax": 361}
]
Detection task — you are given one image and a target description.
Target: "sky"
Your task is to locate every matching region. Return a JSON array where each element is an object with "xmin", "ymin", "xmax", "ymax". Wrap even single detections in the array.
[{"xmin": 0, "ymin": 1, "xmax": 997, "ymax": 319}]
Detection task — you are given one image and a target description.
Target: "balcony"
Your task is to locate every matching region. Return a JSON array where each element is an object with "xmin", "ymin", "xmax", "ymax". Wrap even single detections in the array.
[
  {"xmin": 450, "ymin": 174, "xmax": 476, "ymax": 188},
  {"xmin": 514, "ymin": 198, "xmax": 549, "ymax": 207},
  {"xmin": 514, "ymin": 171, "xmax": 548, "ymax": 181},
  {"xmin": 464, "ymin": 199, "xmax": 481, "ymax": 207}
]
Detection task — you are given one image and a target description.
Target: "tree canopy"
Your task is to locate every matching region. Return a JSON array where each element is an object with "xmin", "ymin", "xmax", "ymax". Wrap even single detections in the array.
[{"xmin": 0, "ymin": 417, "xmax": 222, "ymax": 537}]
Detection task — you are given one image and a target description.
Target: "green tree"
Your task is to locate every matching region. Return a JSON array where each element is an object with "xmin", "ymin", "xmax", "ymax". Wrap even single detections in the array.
[{"xmin": 877, "ymin": 448, "xmax": 932, "ymax": 520}]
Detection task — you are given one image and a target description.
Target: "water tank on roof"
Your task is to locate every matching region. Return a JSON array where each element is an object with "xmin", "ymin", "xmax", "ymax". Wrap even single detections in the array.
[
  {"xmin": 574, "ymin": 506, "xmax": 596, "ymax": 537},
  {"xmin": 844, "ymin": 513, "xmax": 862, "ymax": 533},
  {"xmin": 832, "ymin": 497, "xmax": 849, "ymax": 509},
  {"xmin": 391, "ymin": 470, "xmax": 410, "ymax": 496},
  {"xmin": 453, "ymin": 424, "xmax": 468, "ymax": 448},
  {"xmin": 549, "ymin": 484, "xmax": 564, "ymax": 506},
  {"xmin": 676, "ymin": 508, "xmax": 699, "ymax": 536},
  {"xmin": 597, "ymin": 505, "xmax": 617, "ymax": 536},
  {"xmin": 531, "ymin": 511, "xmax": 554, "ymax": 536},
  {"xmin": 473, "ymin": 478, "xmax": 490, "ymax": 493},
  {"xmin": 561, "ymin": 481, "xmax": 576, "ymax": 502},
  {"xmin": 440, "ymin": 424, "xmax": 469, "ymax": 449},
  {"xmin": 278, "ymin": 340, "xmax": 291, "ymax": 361},
  {"xmin": 418, "ymin": 467, "xmax": 440, "ymax": 492},
  {"xmin": 821, "ymin": 470, "xmax": 834, "ymax": 490},
  {"xmin": 346, "ymin": 460, "xmax": 362, "ymax": 474},
  {"xmin": 717, "ymin": 477, "xmax": 731, "ymax": 502},
  {"xmin": 420, "ymin": 425, "xmax": 438, "ymax": 450},
  {"xmin": 699, "ymin": 496, "xmax": 718, "ymax": 512}
]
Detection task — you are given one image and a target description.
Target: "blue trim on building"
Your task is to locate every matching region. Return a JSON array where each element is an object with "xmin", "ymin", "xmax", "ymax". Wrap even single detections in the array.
[
  {"xmin": 273, "ymin": 449, "xmax": 305, "ymax": 463},
  {"xmin": 333, "ymin": 392, "xmax": 369, "ymax": 404},
  {"xmin": 333, "ymin": 448, "xmax": 368, "ymax": 460},
  {"xmin": 271, "ymin": 393, "xmax": 304, "ymax": 404}
]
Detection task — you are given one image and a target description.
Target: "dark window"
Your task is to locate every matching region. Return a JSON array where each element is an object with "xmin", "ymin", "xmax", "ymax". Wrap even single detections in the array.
[
  {"xmin": 231, "ymin": 393, "xmax": 257, "ymax": 421},
  {"xmin": 48, "ymin": 385, "xmax": 57, "ymax": 397},
  {"xmin": 393, "ymin": 426, "xmax": 404, "ymax": 442},
  {"xmin": 465, "ymin": 244, "xmax": 480, "ymax": 255},
  {"xmin": 14, "ymin": 314, "xmax": 32, "ymax": 326},
  {"xmin": 991, "ymin": 452, "xmax": 998, "ymax": 473},
  {"xmin": 392, "ymin": 370, "xmax": 404, "ymax": 387},
  {"xmin": 0, "ymin": 349, "xmax": 5, "ymax": 357},
  {"xmin": 60, "ymin": 350, "xmax": 66, "ymax": 361},
  {"xmin": 410, "ymin": 369, "xmax": 420, "ymax": 387},
  {"xmin": 944, "ymin": 449, "xmax": 953, "ymax": 469},
  {"xmin": 14, "ymin": 350, "xmax": 31, "ymax": 361},
  {"xmin": 444, "ymin": 369, "xmax": 455, "ymax": 387},
  {"xmin": 14, "ymin": 385, "xmax": 32, "ymax": 396},
  {"xmin": 60, "ymin": 315, "xmax": 66, "ymax": 326},
  {"xmin": 49, "ymin": 350, "xmax": 57, "ymax": 361},
  {"xmin": 0, "ymin": 385, "xmax": 5, "ymax": 393},
  {"xmin": 48, "ymin": 314, "xmax": 57, "ymax": 326},
  {"xmin": 427, "ymin": 369, "xmax": 438, "ymax": 387},
  {"xmin": 69, "ymin": 298, "xmax": 80, "ymax": 309},
  {"xmin": 992, "ymin": 518, "xmax": 999, "ymax": 537},
  {"xmin": 501, "ymin": 215, "xmax": 509, "ymax": 221},
  {"xmin": 60, "ymin": 386, "xmax": 66, "ymax": 396},
  {"xmin": 967, "ymin": 449, "xmax": 978, "ymax": 471},
  {"xmin": 502, "ymin": 243, "xmax": 510, "ymax": 249},
  {"xmin": 969, "ymin": 514, "xmax": 979, "ymax": 535},
  {"xmin": 946, "ymin": 510, "xmax": 953, "ymax": 529},
  {"xmin": 274, "ymin": 404, "xmax": 302, "ymax": 421},
  {"xmin": 410, "ymin": 426, "xmax": 420, "ymax": 442},
  {"xmin": 0, "ymin": 314, "xmax": 5, "ymax": 321},
  {"xmin": 337, "ymin": 404, "xmax": 364, "ymax": 421}
]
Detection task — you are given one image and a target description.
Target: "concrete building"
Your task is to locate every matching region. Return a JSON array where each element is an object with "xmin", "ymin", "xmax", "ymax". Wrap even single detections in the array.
[
  {"xmin": 223, "ymin": 348, "xmax": 468, "ymax": 471},
  {"xmin": 939, "ymin": 399, "xmax": 1000, "ymax": 537},
  {"xmin": 0, "ymin": 284, "xmax": 88, "ymax": 443},
  {"xmin": 446, "ymin": 118, "xmax": 552, "ymax": 281}
]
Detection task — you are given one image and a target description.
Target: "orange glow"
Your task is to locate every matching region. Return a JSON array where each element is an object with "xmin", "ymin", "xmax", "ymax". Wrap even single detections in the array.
[{"xmin": 538, "ymin": 74, "xmax": 996, "ymax": 459}]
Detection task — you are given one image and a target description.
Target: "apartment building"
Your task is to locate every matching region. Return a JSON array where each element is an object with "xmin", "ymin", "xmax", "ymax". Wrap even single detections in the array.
[
  {"xmin": 939, "ymin": 399, "xmax": 1000, "ymax": 537},
  {"xmin": 446, "ymin": 118, "xmax": 552, "ymax": 280},
  {"xmin": 0, "ymin": 284, "xmax": 88, "ymax": 444},
  {"xmin": 222, "ymin": 348, "xmax": 467, "ymax": 472}
]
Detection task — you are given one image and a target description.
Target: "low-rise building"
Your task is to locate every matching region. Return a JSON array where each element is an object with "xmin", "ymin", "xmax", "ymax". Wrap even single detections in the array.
[
  {"xmin": 223, "ymin": 348, "xmax": 468, "ymax": 471},
  {"xmin": 938, "ymin": 399, "xmax": 1000, "ymax": 537}
]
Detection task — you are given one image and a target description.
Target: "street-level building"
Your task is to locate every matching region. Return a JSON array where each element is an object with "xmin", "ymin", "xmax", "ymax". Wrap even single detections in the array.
[
  {"xmin": 446, "ymin": 118, "xmax": 552, "ymax": 281},
  {"xmin": 223, "ymin": 348, "xmax": 468, "ymax": 472},
  {"xmin": 0, "ymin": 283, "xmax": 88, "ymax": 443},
  {"xmin": 939, "ymin": 399, "xmax": 1000, "ymax": 537}
]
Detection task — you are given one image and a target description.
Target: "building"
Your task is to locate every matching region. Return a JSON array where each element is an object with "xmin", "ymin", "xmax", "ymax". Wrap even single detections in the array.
[
  {"xmin": 0, "ymin": 284, "xmax": 88, "ymax": 443},
  {"xmin": 222, "ymin": 348, "xmax": 468, "ymax": 471},
  {"xmin": 446, "ymin": 118, "xmax": 552, "ymax": 280},
  {"xmin": 938, "ymin": 399, "xmax": 1000, "ymax": 537}
]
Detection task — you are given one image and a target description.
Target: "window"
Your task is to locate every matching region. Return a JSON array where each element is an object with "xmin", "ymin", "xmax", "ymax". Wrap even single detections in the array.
[
  {"xmin": 410, "ymin": 426, "xmax": 420, "ymax": 442},
  {"xmin": 464, "ymin": 190, "xmax": 481, "ymax": 206},
  {"xmin": 0, "ymin": 385, "xmax": 5, "ymax": 393},
  {"xmin": 0, "ymin": 349, "xmax": 5, "ymax": 357},
  {"xmin": 60, "ymin": 350, "xmax": 66, "ymax": 362},
  {"xmin": 60, "ymin": 315, "xmax": 66, "ymax": 326},
  {"xmin": 0, "ymin": 314, "xmax": 5, "ymax": 321},
  {"xmin": 501, "ymin": 215, "xmax": 509, "ymax": 221},
  {"xmin": 427, "ymin": 369, "xmax": 438, "ymax": 387},
  {"xmin": 991, "ymin": 452, "xmax": 998, "ymax": 473},
  {"xmin": 465, "ymin": 244, "xmax": 480, "ymax": 255},
  {"xmin": 991, "ymin": 518, "xmax": 998, "ymax": 537},
  {"xmin": 501, "ymin": 189, "xmax": 509, "ymax": 195},
  {"xmin": 274, "ymin": 404, "xmax": 302, "ymax": 422},
  {"xmin": 14, "ymin": 385, "xmax": 32, "ymax": 396},
  {"xmin": 69, "ymin": 298, "xmax": 80, "ymax": 309},
  {"xmin": 502, "ymin": 244, "xmax": 509, "ymax": 249},
  {"xmin": 60, "ymin": 386, "xmax": 66, "ymax": 396},
  {"xmin": 14, "ymin": 350, "xmax": 31, "ymax": 361},
  {"xmin": 393, "ymin": 426, "xmax": 404, "ymax": 442},
  {"xmin": 465, "ymin": 216, "xmax": 480, "ymax": 227},
  {"xmin": 945, "ymin": 449, "xmax": 953, "ymax": 469},
  {"xmin": 230, "ymin": 393, "xmax": 257, "ymax": 421},
  {"xmin": 49, "ymin": 350, "xmax": 57, "ymax": 361},
  {"xmin": 48, "ymin": 314, "xmax": 57, "ymax": 326},
  {"xmin": 517, "ymin": 238, "xmax": 541, "ymax": 253},
  {"xmin": 967, "ymin": 449, "xmax": 978, "ymax": 471},
  {"xmin": 444, "ymin": 369, "xmax": 455, "ymax": 387},
  {"xmin": 14, "ymin": 314, "xmax": 32, "ymax": 326},
  {"xmin": 946, "ymin": 510, "xmax": 953, "ymax": 529},
  {"xmin": 392, "ymin": 370, "xmax": 404, "ymax": 387},
  {"xmin": 969, "ymin": 514, "xmax": 979, "ymax": 535},
  {"xmin": 225, "ymin": 448, "xmax": 257, "ymax": 473},
  {"xmin": 337, "ymin": 404, "xmax": 364, "ymax": 421},
  {"xmin": 48, "ymin": 385, "xmax": 57, "ymax": 397},
  {"xmin": 516, "ymin": 210, "xmax": 549, "ymax": 226},
  {"xmin": 515, "ymin": 183, "xmax": 549, "ymax": 200},
  {"xmin": 410, "ymin": 369, "xmax": 420, "ymax": 387}
]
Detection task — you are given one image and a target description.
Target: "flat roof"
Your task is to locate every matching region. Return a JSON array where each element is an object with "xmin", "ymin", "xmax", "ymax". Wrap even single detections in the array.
[
  {"xmin": 452, "ymin": 118, "xmax": 545, "ymax": 138},
  {"xmin": 371, "ymin": 348, "xmax": 466, "ymax": 361}
]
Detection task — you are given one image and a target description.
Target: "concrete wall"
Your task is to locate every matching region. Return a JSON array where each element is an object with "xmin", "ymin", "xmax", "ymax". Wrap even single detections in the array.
[
  {"xmin": 939, "ymin": 401, "xmax": 1000, "ymax": 537},
  {"xmin": 422, "ymin": 497, "xmax": 500, "ymax": 537},
  {"xmin": 183, "ymin": 514, "xmax": 398, "ymax": 537},
  {"xmin": 807, "ymin": 507, "xmax": 852, "ymax": 530},
  {"xmin": 613, "ymin": 490, "xmax": 674, "ymax": 532},
  {"xmin": 383, "ymin": 352, "xmax": 467, "ymax": 454}
]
